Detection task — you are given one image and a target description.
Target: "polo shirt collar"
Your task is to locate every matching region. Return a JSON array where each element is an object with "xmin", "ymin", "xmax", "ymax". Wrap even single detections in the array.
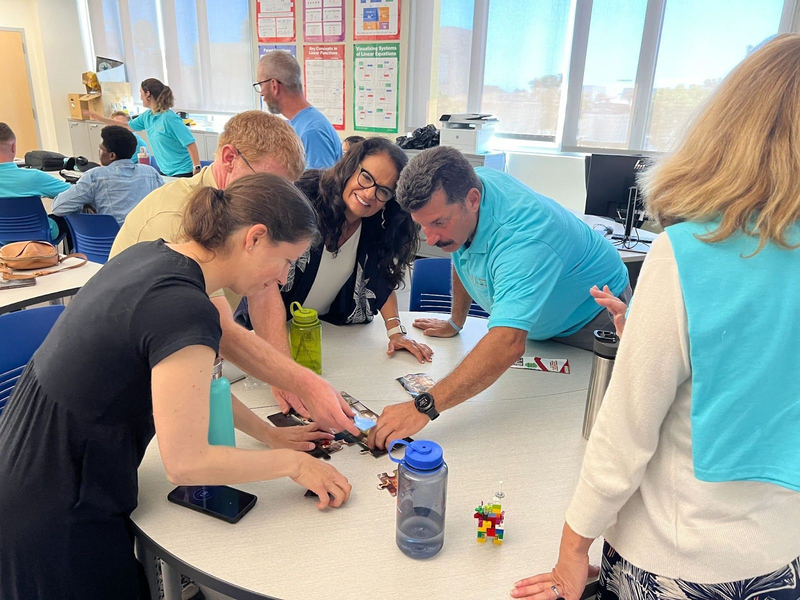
[{"xmin": 0, "ymin": 162, "xmax": 19, "ymax": 170}]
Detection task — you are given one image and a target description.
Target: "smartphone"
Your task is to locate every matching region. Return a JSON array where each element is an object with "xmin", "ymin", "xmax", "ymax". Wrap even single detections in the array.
[
  {"xmin": 167, "ymin": 485, "xmax": 257, "ymax": 524},
  {"xmin": 0, "ymin": 278, "xmax": 37, "ymax": 290}
]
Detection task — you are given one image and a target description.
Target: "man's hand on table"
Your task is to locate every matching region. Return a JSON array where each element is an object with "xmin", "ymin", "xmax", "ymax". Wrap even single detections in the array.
[
  {"xmin": 298, "ymin": 372, "xmax": 360, "ymax": 436},
  {"xmin": 368, "ymin": 401, "xmax": 430, "ymax": 450},
  {"xmin": 412, "ymin": 317, "xmax": 460, "ymax": 338},
  {"xmin": 272, "ymin": 387, "xmax": 311, "ymax": 418}
]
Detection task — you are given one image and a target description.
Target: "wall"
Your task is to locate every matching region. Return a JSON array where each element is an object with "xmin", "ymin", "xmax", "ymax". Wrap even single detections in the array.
[{"xmin": 0, "ymin": 0, "xmax": 57, "ymax": 150}]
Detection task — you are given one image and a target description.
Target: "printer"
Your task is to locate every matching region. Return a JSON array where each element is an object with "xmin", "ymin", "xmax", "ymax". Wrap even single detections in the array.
[{"xmin": 439, "ymin": 113, "xmax": 498, "ymax": 154}]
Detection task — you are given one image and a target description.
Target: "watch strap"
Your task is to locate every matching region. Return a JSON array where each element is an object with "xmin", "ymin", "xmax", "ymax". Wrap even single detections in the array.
[{"xmin": 387, "ymin": 324, "xmax": 406, "ymax": 338}]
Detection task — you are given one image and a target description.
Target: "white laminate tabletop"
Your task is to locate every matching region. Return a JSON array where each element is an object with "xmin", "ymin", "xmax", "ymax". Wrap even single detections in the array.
[
  {"xmin": 0, "ymin": 258, "xmax": 103, "ymax": 314},
  {"xmin": 132, "ymin": 312, "xmax": 601, "ymax": 600}
]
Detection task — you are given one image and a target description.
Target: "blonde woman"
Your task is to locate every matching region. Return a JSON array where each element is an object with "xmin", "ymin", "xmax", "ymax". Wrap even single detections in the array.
[
  {"xmin": 91, "ymin": 78, "xmax": 200, "ymax": 177},
  {"xmin": 513, "ymin": 35, "xmax": 800, "ymax": 600}
]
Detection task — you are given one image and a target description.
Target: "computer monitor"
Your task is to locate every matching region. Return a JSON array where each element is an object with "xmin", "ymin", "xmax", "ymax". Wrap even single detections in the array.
[{"xmin": 584, "ymin": 154, "xmax": 652, "ymax": 239}]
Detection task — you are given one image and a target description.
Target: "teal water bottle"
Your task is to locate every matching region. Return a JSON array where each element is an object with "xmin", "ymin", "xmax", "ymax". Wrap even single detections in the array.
[{"xmin": 208, "ymin": 357, "xmax": 236, "ymax": 446}]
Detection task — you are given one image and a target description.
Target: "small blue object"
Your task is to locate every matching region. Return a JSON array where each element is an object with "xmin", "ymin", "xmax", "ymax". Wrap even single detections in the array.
[
  {"xmin": 447, "ymin": 318, "xmax": 463, "ymax": 333},
  {"xmin": 389, "ymin": 439, "xmax": 444, "ymax": 471},
  {"xmin": 353, "ymin": 414, "xmax": 376, "ymax": 431}
]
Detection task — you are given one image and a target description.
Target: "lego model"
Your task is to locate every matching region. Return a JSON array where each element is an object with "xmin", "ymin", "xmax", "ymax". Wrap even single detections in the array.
[{"xmin": 474, "ymin": 482, "xmax": 505, "ymax": 545}]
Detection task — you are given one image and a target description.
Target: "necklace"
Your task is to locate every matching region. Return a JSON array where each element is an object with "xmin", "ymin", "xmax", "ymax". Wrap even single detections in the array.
[{"xmin": 333, "ymin": 220, "xmax": 360, "ymax": 258}]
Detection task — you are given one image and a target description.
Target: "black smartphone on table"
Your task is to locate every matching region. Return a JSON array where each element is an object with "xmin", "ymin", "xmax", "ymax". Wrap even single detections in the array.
[
  {"xmin": 0, "ymin": 278, "xmax": 37, "ymax": 290},
  {"xmin": 167, "ymin": 485, "xmax": 257, "ymax": 524}
]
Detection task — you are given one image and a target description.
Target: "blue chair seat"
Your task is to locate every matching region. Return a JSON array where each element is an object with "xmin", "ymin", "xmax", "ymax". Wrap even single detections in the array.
[
  {"xmin": 63, "ymin": 213, "xmax": 120, "ymax": 264},
  {"xmin": 0, "ymin": 305, "xmax": 65, "ymax": 415},
  {"xmin": 0, "ymin": 196, "xmax": 64, "ymax": 246},
  {"xmin": 410, "ymin": 257, "xmax": 489, "ymax": 318}
]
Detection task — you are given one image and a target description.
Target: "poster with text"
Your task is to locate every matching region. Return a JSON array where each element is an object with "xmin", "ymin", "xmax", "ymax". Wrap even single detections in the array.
[
  {"xmin": 257, "ymin": 0, "xmax": 296, "ymax": 43},
  {"xmin": 304, "ymin": 45, "xmax": 345, "ymax": 131},
  {"xmin": 353, "ymin": 43, "xmax": 399, "ymax": 133},
  {"xmin": 304, "ymin": 0, "xmax": 345, "ymax": 43},
  {"xmin": 258, "ymin": 45, "xmax": 297, "ymax": 112},
  {"xmin": 353, "ymin": 0, "xmax": 400, "ymax": 40}
]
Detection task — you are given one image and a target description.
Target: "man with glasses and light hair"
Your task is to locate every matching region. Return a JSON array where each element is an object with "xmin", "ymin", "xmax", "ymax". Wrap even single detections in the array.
[
  {"xmin": 255, "ymin": 50, "xmax": 343, "ymax": 169},
  {"xmin": 110, "ymin": 110, "xmax": 361, "ymax": 440}
]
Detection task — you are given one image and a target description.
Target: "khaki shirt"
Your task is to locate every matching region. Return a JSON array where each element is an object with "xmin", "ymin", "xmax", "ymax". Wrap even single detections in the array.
[{"xmin": 110, "ymin": 167, "xmax": 241, "ymax": 308}]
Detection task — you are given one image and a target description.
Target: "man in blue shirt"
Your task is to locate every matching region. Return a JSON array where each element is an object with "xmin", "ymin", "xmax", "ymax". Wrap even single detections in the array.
[
  {"xmin": 52, "ymin": 125, "xmax": 163, "ymax": 225},
  {"xmin": 255, "ymin": 51, "xmax": 342, "ymax": 169},
  {"xmin": 368, "ymin": 146, "xmax": 631, "ymax": 448},
  {"xmin": 0, "ymin": 122, "xmax": 70, "ymax": 241}
]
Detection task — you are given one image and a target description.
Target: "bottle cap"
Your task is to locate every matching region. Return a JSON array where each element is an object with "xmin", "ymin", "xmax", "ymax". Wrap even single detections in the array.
[
  {"xmin": 388, "ymin": 439, "xmax": 444, "ymax": 471},
  {"xmin": 212, "ymin": 356, "xmax": 224, "ymax": 380},
  {"xmin": 290, "ymin": 301, "xmax": 319, "ymax": 325},
  {"xmin": 593, "ymin": 330, "xmax": 619, "ymax": 359}
]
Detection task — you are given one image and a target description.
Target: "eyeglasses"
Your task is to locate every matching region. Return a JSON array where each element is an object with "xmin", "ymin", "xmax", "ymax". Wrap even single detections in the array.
[
  {"xmin": 252, "ymin": 78, "xmax": 280, "ymax": 93},
  {"xmin": 234, "ymin": 147, "xmax": 256, "ymax": 174},
  {"xmin": 357, "ymin": 165, "xmax": 394, "ymax": 203}
]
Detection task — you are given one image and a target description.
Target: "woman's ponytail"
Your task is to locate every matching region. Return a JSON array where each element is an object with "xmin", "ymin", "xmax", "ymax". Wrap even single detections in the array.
[{"xmin": 140, "ymin": 78, "xmax": 175, "ymax": 113}]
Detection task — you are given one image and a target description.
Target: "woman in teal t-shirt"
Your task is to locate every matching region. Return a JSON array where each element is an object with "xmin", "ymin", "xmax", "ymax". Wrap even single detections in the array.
[{"xmin": 91, "ymin": 79, "xmax": 200, "ymax": 178}]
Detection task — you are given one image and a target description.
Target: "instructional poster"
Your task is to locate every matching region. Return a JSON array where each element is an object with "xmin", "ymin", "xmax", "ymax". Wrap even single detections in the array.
[
  {"xmin": 353, "ymin": 43, "xmax": 399, "ymax": 132},
  {"xmin": 353, "ymin": 0, "xmax": 400, "ymax": 41},
  {"xmin": 304, "ymin": 45, "xmax": 345, "ymax": 131},
  {"xmin": 257, "ymin": 0, "xmax": 296, "ymax": 43},
  {"xmin": 304, "ymin": 0, "xmax": 345, "ymax": 43}
]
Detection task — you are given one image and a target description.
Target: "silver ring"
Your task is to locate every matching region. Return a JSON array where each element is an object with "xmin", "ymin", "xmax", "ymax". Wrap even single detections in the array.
[{"xmin": 551, "ymin": 585, "xmax": 560, "ymax": 598}]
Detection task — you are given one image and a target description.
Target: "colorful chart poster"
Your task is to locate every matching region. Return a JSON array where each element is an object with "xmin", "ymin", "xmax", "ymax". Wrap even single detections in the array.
[
  {"xmin": 304, "ymin": 0, "xmax": 345, "ymax": 43},
  {"xmin": 304, "ymin": 45, "xmax": 345, "ymax": 131},
  {"xmin": 353, "ymin": 43, "xmax": 399, "ymax": 132},
  {"xmin": 257, "ymin": 0, "xmax": 296, "ymax": 43},
  {"xmin": 353, "ymin": 0, "xmax": 400, "ymax": 41}
]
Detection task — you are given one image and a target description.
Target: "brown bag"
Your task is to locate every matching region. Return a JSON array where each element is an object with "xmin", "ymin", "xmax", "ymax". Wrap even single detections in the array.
[{"xmin": 0, "ymin": 241, "xmax": 87, "ymax": 281}]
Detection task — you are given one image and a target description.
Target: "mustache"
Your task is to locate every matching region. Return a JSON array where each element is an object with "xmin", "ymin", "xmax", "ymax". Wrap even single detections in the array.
[{"xmin": 434, "ymin": 240, "xmax": 455, "ymax": 248}]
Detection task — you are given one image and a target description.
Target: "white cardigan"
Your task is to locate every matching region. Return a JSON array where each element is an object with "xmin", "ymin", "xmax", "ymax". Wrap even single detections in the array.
[{"xmin": 565, "ymin": 234, "xmax": 800, "ymax": 583}]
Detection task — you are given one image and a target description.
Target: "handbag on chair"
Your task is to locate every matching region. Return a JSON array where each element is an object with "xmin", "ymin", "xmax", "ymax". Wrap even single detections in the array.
[{"xmin": 0, "ymin": 241, "xmax": 87, "ymax": 281}]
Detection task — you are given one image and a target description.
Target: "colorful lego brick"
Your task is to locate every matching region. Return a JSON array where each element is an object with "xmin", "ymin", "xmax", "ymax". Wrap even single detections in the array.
[{"xmin": 493, "ymin": 538, "xmax": 503, "ymax": 545}]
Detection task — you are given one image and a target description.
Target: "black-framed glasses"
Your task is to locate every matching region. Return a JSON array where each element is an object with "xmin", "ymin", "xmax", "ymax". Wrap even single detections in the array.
[
  {"xmin": 234, "ymin": 147, "xmax": 256, "ymax": 174},
  {"xmin": 252, "ymin": 78, "xmax": 280, "ymax": 93},
  {"xmin": 357, "ymin": 165, "xmax": 394, "ymax": 203}
]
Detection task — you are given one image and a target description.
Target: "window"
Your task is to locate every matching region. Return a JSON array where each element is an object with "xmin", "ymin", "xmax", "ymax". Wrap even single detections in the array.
[
  {"xmin": 421, "ymin": 0, "xmax": 793, "ymax": 152},
  {"xmin": 85, "ymin": 0, "xmax": 254, "ymax": 114}
]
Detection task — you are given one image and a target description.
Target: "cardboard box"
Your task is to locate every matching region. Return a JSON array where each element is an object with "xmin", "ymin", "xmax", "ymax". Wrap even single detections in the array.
[
  {"xmin": 68, "ymin": 82, "xmax": 132, "ymax": 120},
  {"xmin": 68, "ymin": 93, "xmax": 83, "ymax": 119}
]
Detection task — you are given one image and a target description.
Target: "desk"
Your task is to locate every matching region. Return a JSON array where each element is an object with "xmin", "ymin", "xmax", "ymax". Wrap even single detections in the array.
[
  {"xmin": 132, "ymin": 312, "xmax": 601, "ymax": 600},
  {"xmin": 0, "ymin": 258, "xmax": 103, "ymax": 314}
]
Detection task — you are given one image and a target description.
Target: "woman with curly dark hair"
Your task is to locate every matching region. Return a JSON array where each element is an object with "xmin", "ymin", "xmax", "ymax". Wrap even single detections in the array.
[{"xmin": 236, "ymin": 137, "xmax": 433, "ymax": 366}]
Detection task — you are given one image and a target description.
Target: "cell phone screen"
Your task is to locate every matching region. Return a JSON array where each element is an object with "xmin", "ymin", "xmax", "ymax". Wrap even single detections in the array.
[
  {"xmin": 0, "ymin": 278, "xmax": 37, "ymax": 290},
  {"xmin": 167, "ymin": 485, "xmax": 257, "ymax": 523}
]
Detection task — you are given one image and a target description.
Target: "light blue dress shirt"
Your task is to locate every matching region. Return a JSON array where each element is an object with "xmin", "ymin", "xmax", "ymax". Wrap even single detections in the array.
[
  {"xmin": 452, "ymin": 168, "xmax": 629, "ymax": 340},
  {"xmin": 51, "ymin": 159, "xmax": 164, "ymax": 225},
  {"xmin": 290, "ymin": 106, "xmax": 342, "ymax": 169},
  {"xmin": 129, "ymin": 110, "xmax": 195, "ymax": 176}
]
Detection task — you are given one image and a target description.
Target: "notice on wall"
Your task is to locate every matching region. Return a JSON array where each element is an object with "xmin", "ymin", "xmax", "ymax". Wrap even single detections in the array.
[
  {"xmin": 353, "ymin": 43, "xmax": 399, "ymax": 133},
  {"xmin": 304, "ymin": 0, "xmax": 345, "ymax": 43},
  {"xmin": 304, "ymin": 45, "xmax": 345, "ymax": 131},
  {"xmin": 257, "ymin": 0, "xmax": 296, "ymax": 43},
  {"xmin": 353, "ymin": 0, "xmax": 400, "ymax": 41}
]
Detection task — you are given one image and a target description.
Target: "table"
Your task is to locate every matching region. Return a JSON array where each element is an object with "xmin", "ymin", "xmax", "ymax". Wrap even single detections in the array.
[
  {"xmin": 132, "ymin": 312, "xmax": 602, "ymax": 600},
  {"xmin": 0, "ymin": 257, "xmax": 103, "ymax": 314}
]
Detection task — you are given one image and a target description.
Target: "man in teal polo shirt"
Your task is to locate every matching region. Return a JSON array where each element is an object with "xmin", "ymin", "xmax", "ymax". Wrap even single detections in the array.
[
  {"xmin": 0, "ymin": 122, "xmax": 69, "ymax": 241},
  {"xmin": 368, "ymin": 146, "xmax": 630, "ymax": 448}
]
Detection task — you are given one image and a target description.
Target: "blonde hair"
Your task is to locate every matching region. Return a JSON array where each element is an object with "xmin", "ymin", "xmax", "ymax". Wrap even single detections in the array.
[
  {"xmin": 641, "ymin": 34, "xmax": 800, "ymax": 253},
  {"xmin": 110, "ymin": 110, "xmax": 130, "ymax": 121},
  {"xmin": 216, "ymin": 111, "xmax": 306, "ymax": 180}
]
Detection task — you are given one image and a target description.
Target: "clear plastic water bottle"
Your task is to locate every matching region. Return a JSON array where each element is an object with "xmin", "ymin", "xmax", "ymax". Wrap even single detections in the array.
[
  {"xmin": 208, "ymin": 356, "xmax": 235, "ymax": 447},
  {"xmin": 289, "ymin": 301, "xmax": 322, "ymax": 375},
  {"xmin": 389, "ymin": 439, "xmax": 448, "ymax": 559}
]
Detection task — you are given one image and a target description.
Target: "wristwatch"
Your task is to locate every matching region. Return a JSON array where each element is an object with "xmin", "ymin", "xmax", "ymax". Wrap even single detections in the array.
[
  {"xmin": 193, "ymin": 164, "xmax": 202, "ymax": 172},
  {"xmin": 414, "ymin": 391, "xmax": 440, "ymax": 420},
  {"xmin": 386, "ymin": 323, "xmax": 407, "ymax": 338}
]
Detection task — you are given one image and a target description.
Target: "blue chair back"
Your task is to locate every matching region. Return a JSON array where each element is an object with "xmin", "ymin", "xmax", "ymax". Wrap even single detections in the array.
[
  {"xmin": 64, "ymin": 213, "xmax": 120, "ymax": 264},
  {"xmin": 0, "ymin": 305, "xmax": 65, "ymax": 415},
  {"xmin": 148, "ymin": 154, "xmax": 161, "ymax": 175},
  {"xmin": 200, "ymin": 160, "xmax": 212, "ymax": 167},
  {"xmin": 0, "ymin": 196, "xmax": 51, "ymax": 244},
  {"xmin": 409, "ymin": 257, "xmax": 489, "ymax": 318}
]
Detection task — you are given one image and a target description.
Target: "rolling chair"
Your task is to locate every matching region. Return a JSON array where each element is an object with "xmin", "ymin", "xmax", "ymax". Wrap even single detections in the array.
[
  {"xmin": 63, "ymin": 213, "xmax": 120, "ymax": 264},
  {"xmin": 0, "ymin": 196, "xmax": 65, "ymax": 246},
  {"xmin": 0, "ymin": 305, "xmax": 65, "ymax": 415},
  {"xmin": 409, "ymin": 257, "xmax": 489, "ymax": 318}
]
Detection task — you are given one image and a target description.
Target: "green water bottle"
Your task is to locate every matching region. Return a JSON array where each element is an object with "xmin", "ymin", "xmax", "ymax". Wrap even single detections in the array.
[
  {"xmin": 289, "ymin": 301, "xmax": 322, "ymax": 375},
  {"xmin": 208, "ymin": 356, "xmax": 236, "ymax": 446}
]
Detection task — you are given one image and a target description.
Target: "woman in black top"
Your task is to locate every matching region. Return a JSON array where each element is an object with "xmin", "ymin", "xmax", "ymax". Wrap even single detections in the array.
[
  {"xmin": 0, "ymin": 173, "xmax": 351, "ymax": 600},
  {"xmin": 236, "ymin": 138, "xmax": 433, "ymax": 396}
]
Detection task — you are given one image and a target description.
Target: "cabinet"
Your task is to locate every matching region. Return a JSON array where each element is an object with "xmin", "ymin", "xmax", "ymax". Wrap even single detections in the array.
[
  {"xmin": 204, "ymin": 133, "xmax": 219, "ymax": 162},
  {"xmin": 86, "ymin": 122, "xmax": 103, "ymax": 161},
  {"xmin": 67, "ymin": 120, "xmax": 92, "ymax": 158}
]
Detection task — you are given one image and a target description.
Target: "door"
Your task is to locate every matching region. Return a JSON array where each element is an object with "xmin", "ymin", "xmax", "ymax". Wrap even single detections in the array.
[
  {"xmin": 0, "ymin": 29, "xmax": 39, "ymax": 155},
  {"xmin": 87, "ymin": 122, "xmax": 104, "ymax": 161}
]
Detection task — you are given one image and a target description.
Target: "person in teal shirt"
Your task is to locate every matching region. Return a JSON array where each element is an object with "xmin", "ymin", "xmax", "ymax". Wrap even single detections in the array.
[
  {"xmin": 0, "ymin": 122, "xmax": 69, "ymax": 241},
  {"xmin": 90, "ymin": 79, "xmax": 199, "ymax": 177},
  {"xmin": 368, "ymin": 146, "xmax": 629, "ymax": 449},
  {"xmin": 110, "ymin": 111, "xmax": 149, "ymax": 164}
]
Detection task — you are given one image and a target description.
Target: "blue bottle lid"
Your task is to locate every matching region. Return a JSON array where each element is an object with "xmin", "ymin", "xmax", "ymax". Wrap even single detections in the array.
[{"xmin": 389, "ymin": 439, "xmax": 443, "ymax": 471}]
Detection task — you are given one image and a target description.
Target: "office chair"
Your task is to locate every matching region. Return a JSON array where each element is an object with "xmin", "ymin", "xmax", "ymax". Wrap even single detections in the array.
[
  {"xmin": 0, "ymin": 305, "xmax": 65, "ymax": 415},
  {"xmin": 63, "ymin": 213, "xmax": 120, "ymax": 264},
  {"xmin": 409, "ymin": 257, "xmax": 489, "ymax": 318},
  {"xmin": 0, "ymin": 196, "xmax": 65, "ymax": 245}
]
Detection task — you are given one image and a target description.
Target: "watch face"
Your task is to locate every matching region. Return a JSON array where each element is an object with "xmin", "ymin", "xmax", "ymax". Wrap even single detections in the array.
[
  {"xmin": 399, "ymin": 324, "xmax": 407, "ymax": 335},
  {"xmin": 416, "ymin": 394, "xmax": 432, "ymax": 410}
]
